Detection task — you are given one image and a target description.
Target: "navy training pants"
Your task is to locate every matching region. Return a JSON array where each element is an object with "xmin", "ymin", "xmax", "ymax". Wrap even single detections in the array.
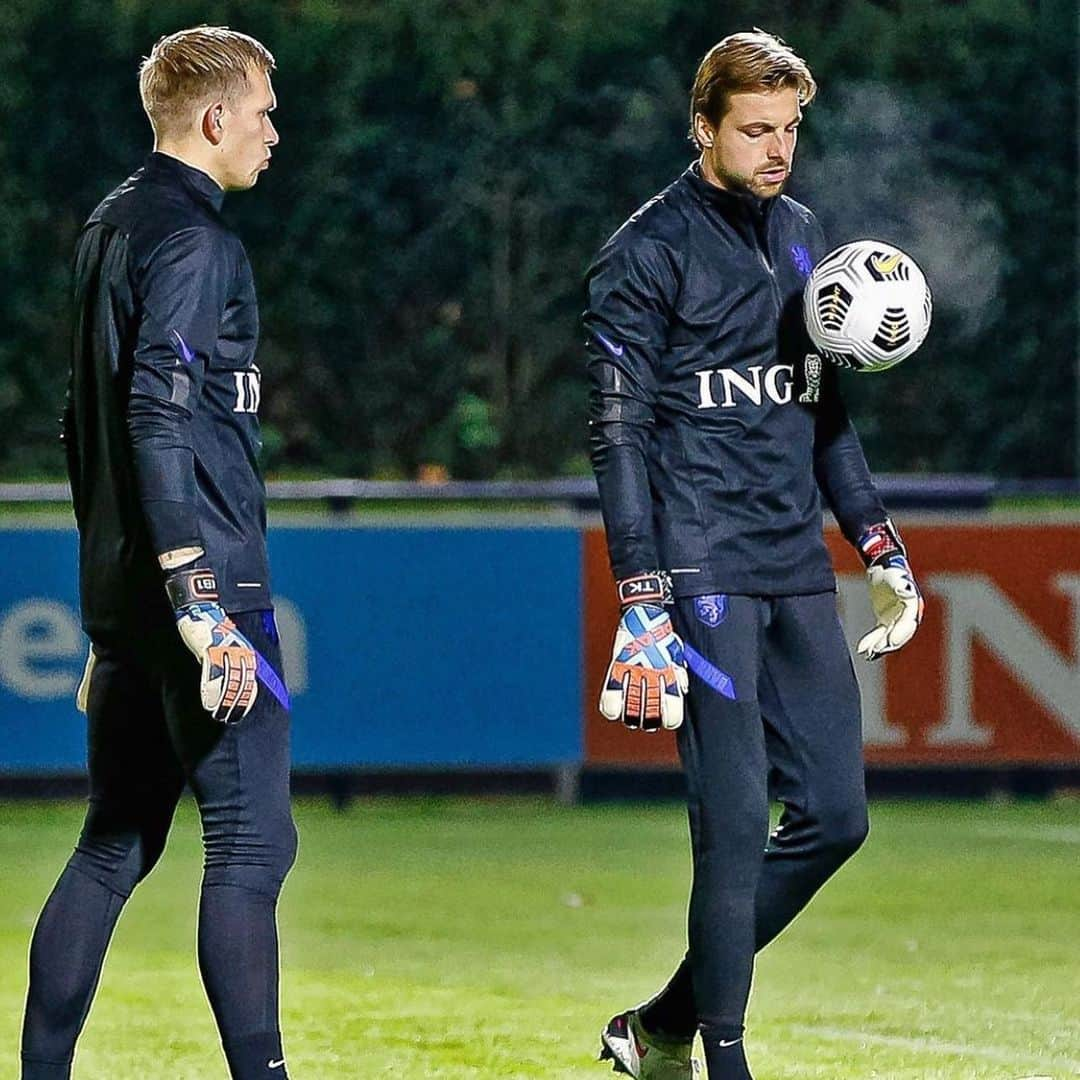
[
  {"xmin": 643, "ymin": 592, "xmax": 868, "ymax": 1072},
  {"xmin": 21, "ymin": 609, "xmax": 297, "ymax": 1080}
]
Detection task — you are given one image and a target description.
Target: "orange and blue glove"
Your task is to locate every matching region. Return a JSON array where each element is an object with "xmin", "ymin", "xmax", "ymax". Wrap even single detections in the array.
[
  {"xmin": 165, "ymin": 567, "xmax": 258, "ymax": 722},
  {"xmin": 599, "ymin": 572, "xmax": 688, "ymax": 732}
]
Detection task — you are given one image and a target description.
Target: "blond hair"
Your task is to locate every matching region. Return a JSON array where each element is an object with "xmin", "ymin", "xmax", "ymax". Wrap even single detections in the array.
[
  {"xmin": 689, "ymin": 30, "xmax": 816, "ymax": 148},
  {"xmin": 139, "ymin": 26, "xmax": 275, "ymax": 137}
]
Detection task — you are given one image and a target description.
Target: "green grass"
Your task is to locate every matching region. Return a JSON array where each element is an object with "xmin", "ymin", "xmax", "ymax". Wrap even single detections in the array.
[
  {"xmin": 1, "ymin": 797, "xmax": 1078, "ymax": 1078},
  {"xmin": 5, "ymin": 487, "xmax": 1080, "ymax": 527}
]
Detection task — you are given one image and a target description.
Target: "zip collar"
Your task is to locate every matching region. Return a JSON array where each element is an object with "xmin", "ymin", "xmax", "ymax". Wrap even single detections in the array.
[
  {"xmin": 144, "ymin": 152, "xmax": 226, "ymax": 213},
  {"xmin": 683, "ymin": 161, "xmax": 775, "ymax": 224}
]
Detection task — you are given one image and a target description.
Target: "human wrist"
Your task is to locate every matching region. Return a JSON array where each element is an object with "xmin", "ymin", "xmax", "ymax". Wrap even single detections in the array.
[{"xmin": 157, "ymin": 544, "xmax": 205, "ymax": 572}]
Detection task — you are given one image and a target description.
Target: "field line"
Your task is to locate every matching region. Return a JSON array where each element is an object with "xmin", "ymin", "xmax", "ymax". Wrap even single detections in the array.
[
  {"xmin": 787, "ymin": 1025, "xmax": 1080, "ymax": 1070},
  {"xmin": 961, "ymin": 826, "xmax": 1080, "ymax": 845}
]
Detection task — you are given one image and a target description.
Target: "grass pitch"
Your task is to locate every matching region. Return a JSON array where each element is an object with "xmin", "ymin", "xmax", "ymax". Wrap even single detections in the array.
[{"xmin": 1, "ymin": 797, "xmax": 1077, "ymax": 1079}]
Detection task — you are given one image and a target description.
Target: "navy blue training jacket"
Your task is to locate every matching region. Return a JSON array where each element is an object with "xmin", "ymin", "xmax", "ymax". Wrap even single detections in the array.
[
  {"xmin": 63, "ymin": 152, "xmax": 271, "ymax": 636},
  {"xmin": 585, "ymin": 162, "xmax": 886, "ymax": 598}
]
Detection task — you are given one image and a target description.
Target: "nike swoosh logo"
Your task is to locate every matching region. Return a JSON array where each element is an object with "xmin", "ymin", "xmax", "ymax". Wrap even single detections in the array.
[
  {"xmin": 718, "ymin": 1038, "xmax": 742, "ymax": 1047},
  {"xmin": 594, "ymin": 331, "xmax": 624, "ymax": 358},
  {"xmin": 169, "ymin": 329, "xmax": 196, "ymax": 364},
  {"xmin": 871, "ymin": 252, "xmax": 902, "ymax": 274},
  {"xmin": 268, "ymin": 1059, "xmax": 286, "ymax": 1069}
]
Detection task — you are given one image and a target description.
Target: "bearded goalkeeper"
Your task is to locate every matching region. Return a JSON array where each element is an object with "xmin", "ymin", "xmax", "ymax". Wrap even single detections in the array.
[{"xmin": 586, "ymin": 30, "xmax": 923, "ymax": 1080}]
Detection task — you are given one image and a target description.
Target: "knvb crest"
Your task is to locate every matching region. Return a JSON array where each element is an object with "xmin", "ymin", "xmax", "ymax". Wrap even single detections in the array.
[
  {"xmin": 694, "ymin": 594, "xmax": 728, "ymax": 627},
  {"xmin": 790, "ymin": 244, "xmax": 814, "ymax": 278}
]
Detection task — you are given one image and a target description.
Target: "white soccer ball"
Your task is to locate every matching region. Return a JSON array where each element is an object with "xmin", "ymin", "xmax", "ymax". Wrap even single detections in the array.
[{"xmin": 803, "ymin": 240, "xmax": 932, "ymax": 373}]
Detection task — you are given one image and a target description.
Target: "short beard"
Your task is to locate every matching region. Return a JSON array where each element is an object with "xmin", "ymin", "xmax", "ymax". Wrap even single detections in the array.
[
  {"xmin": 727, "ymin": 169, "xmax": 787, "ymax": 200},
  {"xmin": 702, "ymin": 152, "xmax": 787, "ymax": 200}
]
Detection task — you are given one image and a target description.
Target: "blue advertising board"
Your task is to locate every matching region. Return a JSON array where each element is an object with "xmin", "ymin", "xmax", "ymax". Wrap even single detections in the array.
[{"xmin": 0, "ymin": 525, "xmax": 582, "ymax": 771}]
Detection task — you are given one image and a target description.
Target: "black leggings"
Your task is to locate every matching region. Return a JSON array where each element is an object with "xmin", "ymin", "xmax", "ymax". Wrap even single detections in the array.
[
  {"xmin": 644, "ymin": 593, "xmax": 868, "ymax": 1072},
  {"xmin": 21, "ymin": 610, "xmax": 297, "ymax": 1080}
]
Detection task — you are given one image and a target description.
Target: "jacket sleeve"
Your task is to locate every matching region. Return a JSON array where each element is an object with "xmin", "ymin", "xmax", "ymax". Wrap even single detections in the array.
[
  {"xmin": 813, "ymin": 365, "xmax": 888, "ymax": 548},
  {"xmin": 804, "ymin": 211, "xmax": 887, "ymax": 549},
  {"xmin": 127, "ymin": 226, "xmax": 232, "ymax": 559},
  {"xmin": 584, "ymin": 228, "xmax": 677, "ymax": 581}
]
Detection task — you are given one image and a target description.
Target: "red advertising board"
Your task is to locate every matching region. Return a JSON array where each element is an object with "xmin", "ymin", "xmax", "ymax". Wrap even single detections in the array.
[{"xmin": 583, "ymin": 522, "xmax": 1080, "ymax": 766}]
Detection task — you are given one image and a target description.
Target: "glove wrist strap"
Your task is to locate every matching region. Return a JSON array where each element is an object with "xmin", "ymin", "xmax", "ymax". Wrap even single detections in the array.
[
  {"xmin": 857, "ymin": 519, "xmax": 907, "ymax": 568},
  {"xmin": 616, "ymin": 570, "xmax": 673, "ymax": 608},
  {"xmin": 165, "ymin": 567, "xmax": 220, "ymax": 610}
]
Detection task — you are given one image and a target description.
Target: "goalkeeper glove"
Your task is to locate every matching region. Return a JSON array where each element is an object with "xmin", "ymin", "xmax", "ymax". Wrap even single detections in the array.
[
  {"xmin": 599, "ymin": 572, "xmax": 688, "ymax": 731},
  {"xmin": 75, "ymin": 648, "xmax": 95, "ymax": 713},
  {"xmin": 855, "ymin": 521, "xmax": 924, "ymax": 661},
  {"xmin": 165, "ymin": 567, "xmax": 258, "ymax": 722}
]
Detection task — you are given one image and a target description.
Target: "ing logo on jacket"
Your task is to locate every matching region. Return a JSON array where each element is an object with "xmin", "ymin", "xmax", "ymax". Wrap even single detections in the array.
[
  {"xmin": 233, "ymin": 365, "xmax": 261, "ymax": 414},
  {"xmin": 694, "ymin": 356, "xmax": 822, "ymax": 410},
  {"xmin": 694, "ymin": 363, "xmax": 793, "ymax": 409}
]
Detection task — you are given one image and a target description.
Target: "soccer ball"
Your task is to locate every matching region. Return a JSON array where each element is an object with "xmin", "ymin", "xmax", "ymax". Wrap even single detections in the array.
[{"xmin": 803, "ymin": 240, "xmax": 932, "ymax": 372}]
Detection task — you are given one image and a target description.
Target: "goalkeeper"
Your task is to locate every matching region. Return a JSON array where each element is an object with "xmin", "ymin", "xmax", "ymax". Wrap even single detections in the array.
[
  {"xmin": 585, "ymin": 30, "xmax": 922, "ymax": 1080},
  {"xmin": 21, "ymin": 27, "xmax": 296, "ymax": 1080}
]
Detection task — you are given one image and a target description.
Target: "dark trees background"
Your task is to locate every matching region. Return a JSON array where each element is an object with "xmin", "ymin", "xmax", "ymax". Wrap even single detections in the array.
[{"xmin": 0, "ymin": 0, "xmax": 1075, "ymax": 479}]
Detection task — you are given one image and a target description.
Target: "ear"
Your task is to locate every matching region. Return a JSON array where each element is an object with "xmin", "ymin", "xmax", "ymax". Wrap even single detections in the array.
[
  {"xmin": 201, "ymin": 102, "xmax": 226, "ymax": 146},
  {"xmin": 693, "ymin": 112, "xmax": 715, "ymax": 149}
]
